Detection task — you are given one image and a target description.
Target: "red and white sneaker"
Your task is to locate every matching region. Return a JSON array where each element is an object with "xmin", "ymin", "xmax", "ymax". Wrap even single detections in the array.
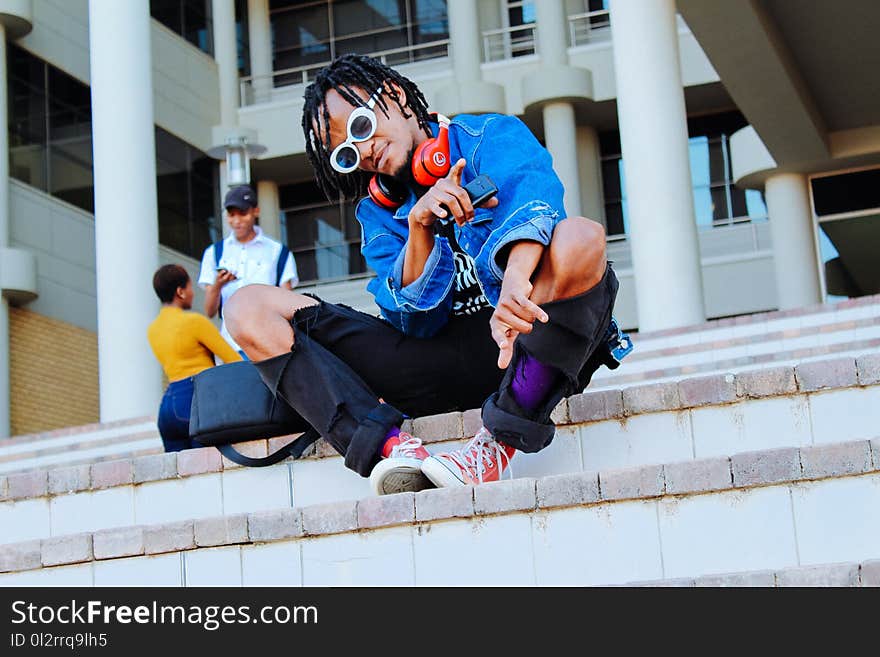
[
  {"xmin": 420, "ymin": 427, "xmax": 516, "ymax": 487},
  {"xmin": 369, "ymin": 431, "xmax": 434, "ymax": 496}
]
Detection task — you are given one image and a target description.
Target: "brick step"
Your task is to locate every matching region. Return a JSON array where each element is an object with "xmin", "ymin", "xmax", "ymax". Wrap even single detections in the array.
[
  {"xmin": 1, "ymin": 416, "xmax": 157, "ymax": 452},
  {"xmin": 1, "ymin": 353, "xmax": 877, "ymax": 548},
  {"xmin": 0, "ymin": 418, "xmax": 162, "ymax": 476},
  {"xmin": 611, "ymin": 315, "xmax": 880, "ymax": 371},
  {"xmin": 0, "ymin": 433, "xmax": 163, "ymax": 476},
  {"xmin": 590, "ymin": 337, "xmax": 880, "ymax": 389},
  {"xmin": 627, "ymin": 560, "xmax": 880, "ymax": 587},
  {"xmin": 1, "ymin": 438, "xmax": 878, "ymax": 586},
  {"xmin": 4, "ymin": 297, "xmax": 876, "ymax": 472},
  {"xmin": 630, "ymin": 293, "xmax": 880, "ymax": 348}
]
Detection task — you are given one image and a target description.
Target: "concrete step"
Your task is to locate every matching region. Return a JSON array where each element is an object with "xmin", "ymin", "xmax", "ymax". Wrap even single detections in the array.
[
  {"xmin": 629, "ymin": 293, "xmax": 880, "ymax": 351},
  {"xmin": 0, "ymin": 417, "xmax": 163, "ymax": 475},
  {"xmin": 1, "ymin": 436, "xmax": 878, "ymax": 586},
  {"xmin": 1, "ymin": 353, "xmax": 878, "ymax": 548},
  {"xmin": 4, "ymin": 296, "xmax": 876, "ymax": 473},
  {"xmin": 627, "ymin": 560, "xmax": 880, "ymax": 587},
  {"xmin": 592, "ymin": 303, "xmax": 880, "ymax": 385},
  {"xmin": 590, "ymin": 336, "xmax": 880, "ymax": 389}
]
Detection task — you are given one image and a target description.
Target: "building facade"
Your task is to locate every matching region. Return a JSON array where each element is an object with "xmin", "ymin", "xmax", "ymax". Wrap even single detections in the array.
[{"xmin": 1, "ymin": 0, "xmax": 877, "ymax": 438}]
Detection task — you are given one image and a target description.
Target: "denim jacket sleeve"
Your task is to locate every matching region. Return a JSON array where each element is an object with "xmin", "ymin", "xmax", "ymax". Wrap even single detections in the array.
[
  {"xmin": 357, "ymin": 196, "xmax": 456, "ymax": 337},
  {"xmin": 460, "ymin": 114, "xmax": 566, "ymax": 282}
]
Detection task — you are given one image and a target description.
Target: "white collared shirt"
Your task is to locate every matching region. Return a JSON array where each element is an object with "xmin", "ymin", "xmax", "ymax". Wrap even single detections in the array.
[{"xmin": 198, "ymin": 226, "xmax": 298, "ymax": 350}]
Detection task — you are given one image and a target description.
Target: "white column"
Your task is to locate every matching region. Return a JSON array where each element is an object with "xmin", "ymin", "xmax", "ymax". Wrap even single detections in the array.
[
  {"xmin": 542, "ymin": 102, "xmax": 581, "ymax": 218},
  {"xmin": 533, "ymin": 1, "xmax": 582, "ymax": 219},
  {"xmin": 439, "ymin": 0, "xmax": 505, "ymax": 115},
  {"xmin": 212, "ymin": 0, "xmax": 239, "ymax": 126},
  {"xmin": 0, "ymin": 25, "xmax": 9, "ymax": 437},
  {"xmin": 446, "ymin": 0, "xmax": 482, "ymax": 84},
  {"xmin": 247, "ymin": 0, "xmax": 272, "ymax": 103},
  {"xmin": 89, "ymin": 0, "xmax": 162, "ymax": 421},
  {"xmin": 764, "ymin": 173, "xmax": 822, "ymax": 309},
  {"xmin": 609, "ymin": 0, "xmax": 705, "ymax": 330},
  {"xmin": 256, "ymin": 180, "xmax": 281, "ymax": 241},
  {"xmin": 533, "ymin": 0, "xmax": 568, "ymax": 67},
  {"xmin": 218, "ymin": 161, "xmax": 230, "ymax": 237},
  {"xmin": 577, "ymin": 125, "xmax": 605, "ymax": 227}
]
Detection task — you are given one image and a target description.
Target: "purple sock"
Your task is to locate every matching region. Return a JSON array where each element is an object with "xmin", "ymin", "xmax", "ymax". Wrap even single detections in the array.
[
  {"xmin": 510, "ymin": 354, "xmax": 559, "ymax": 411},
  {"xmin": 379, "ymin": 426, "xmax": 401, "ymax": 458}
]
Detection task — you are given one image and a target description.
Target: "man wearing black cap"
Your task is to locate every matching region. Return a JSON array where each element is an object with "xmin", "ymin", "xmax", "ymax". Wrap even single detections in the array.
[{"xmin": 197, "ymin": 184, "xmax": 298, "ymax": 355}]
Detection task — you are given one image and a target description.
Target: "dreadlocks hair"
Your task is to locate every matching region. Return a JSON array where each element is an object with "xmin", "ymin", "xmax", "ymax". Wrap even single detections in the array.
[{"xmin": 302, "ymin": 53, "xmax": 433, "ymax": 202}]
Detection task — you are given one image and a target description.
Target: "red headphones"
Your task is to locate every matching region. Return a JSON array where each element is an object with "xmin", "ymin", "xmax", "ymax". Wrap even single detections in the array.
[{"xmin": 368, "ymin": 115, "xmax": 450, "ymax": 210}]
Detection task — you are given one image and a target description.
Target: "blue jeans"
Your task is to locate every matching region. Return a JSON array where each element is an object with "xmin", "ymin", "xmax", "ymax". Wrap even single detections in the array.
[{"xmin": 157, "ymin": 377, "xmax": 195, "ymax": 452}]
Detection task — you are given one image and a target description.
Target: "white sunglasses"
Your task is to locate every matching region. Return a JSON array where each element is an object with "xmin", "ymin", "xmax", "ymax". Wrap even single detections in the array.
[{"xmin": 329, "ymin": 88, "xmax": 383, "ymax": 174}]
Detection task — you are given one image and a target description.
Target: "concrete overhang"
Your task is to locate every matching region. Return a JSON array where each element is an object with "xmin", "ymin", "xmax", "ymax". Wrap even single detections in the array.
[
  {"xmin": 677, "ymin": 0, "xmax": 830, "ymax": 166},
  {"xmin": 0, "ymin": 0, "xmax": 32, "ymax": 39},
  {"xmin": 732, "ymin": 124, "xmax": 880, "ymax": 189}
]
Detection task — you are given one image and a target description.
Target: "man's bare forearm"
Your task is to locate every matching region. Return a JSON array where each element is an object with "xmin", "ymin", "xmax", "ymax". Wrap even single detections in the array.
[
  {"xmin": 203, "ymin": 285, "xmax": 221, "ymax": 318},
  {"xmin": 401, "ymin": 220, "xmax": 435, "ymax": 287},
  {"xmin": 504, "ymin": 240, "xmax": 544, "ymax": 287}
]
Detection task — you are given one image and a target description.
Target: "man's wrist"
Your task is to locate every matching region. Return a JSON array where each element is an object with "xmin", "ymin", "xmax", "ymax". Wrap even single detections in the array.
[{"xmin": 408, "ymin": 214, "xmax": 433, "ymax": 232}]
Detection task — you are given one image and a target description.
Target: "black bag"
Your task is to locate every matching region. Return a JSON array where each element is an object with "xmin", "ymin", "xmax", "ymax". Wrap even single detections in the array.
[{"xmin": 189, "ymin": 361, "xmax": 321, "ymax": 467}]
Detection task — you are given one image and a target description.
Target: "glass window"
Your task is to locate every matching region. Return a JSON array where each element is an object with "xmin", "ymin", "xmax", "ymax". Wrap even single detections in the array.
[
  {"xmin": 8, "ymin": 45, "xmax": 49, "ymax": 192},
  {"xmin": 269, "ymin": 0, "xmax": 448, "ymax": 84},
  {"xmin": 598, "ymin": 110, "xmax": 764, "ymax": 238},
  {"xmin": 7, "ymin": 45, "xmax": 218, "ymax": 256},
  {"xmin": 155, "ymin": 127, "xmax": 221, "ymax": 259},
  {"xmin": 151, "ymin": 0, "xmax": 215, "ymax": 56},
  {"xmin": 47, "ymin": 67, "xmax": 94, "ymax": 212},
  {"xmin": 279, "ymin": 179, "xmax": 368, "ymax": 284},
  {"xmin": 811, "ymin": 169, "xmax": 880, "ymax": 217}
]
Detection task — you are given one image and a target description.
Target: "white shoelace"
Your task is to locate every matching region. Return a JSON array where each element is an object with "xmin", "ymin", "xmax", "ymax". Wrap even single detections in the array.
[
  {"xmin": 443, "ymin": 427, "xmax": 513, "ymax": 483},
  {"xmin": 389, "ymin": 433, "xmax": 425, "ymax": 459}
]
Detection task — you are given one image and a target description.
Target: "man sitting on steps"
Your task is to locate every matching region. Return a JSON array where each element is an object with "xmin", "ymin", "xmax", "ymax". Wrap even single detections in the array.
[{"xmin": 223, "ymin": 54, "xmax": 625, "ymax": 496}]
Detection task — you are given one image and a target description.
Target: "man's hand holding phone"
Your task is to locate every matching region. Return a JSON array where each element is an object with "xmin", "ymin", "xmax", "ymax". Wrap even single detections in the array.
[
  {"xmin": 408, "ymin": 159, "xmax": 499, "ymax": 229},
  {"xmin": 214, "ymin": 267, "xmax": 237, "ymax": 287}
]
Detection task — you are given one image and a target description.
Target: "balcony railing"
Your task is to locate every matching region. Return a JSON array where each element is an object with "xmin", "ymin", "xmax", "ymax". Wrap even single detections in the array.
[
  {"xmin": 568, "ymin": 9, "xmax": 611, "ymax": 47},
  {"xmin": 482, "ymin": 23, "xmax": 538, "ymax": 63},
  {"xmin": 239, "ymin": 38, "xmax": 449, "ymax": 106},
  {"xmin": 481, "ymin": 9, "xmax": 612, "ymax": 63}
]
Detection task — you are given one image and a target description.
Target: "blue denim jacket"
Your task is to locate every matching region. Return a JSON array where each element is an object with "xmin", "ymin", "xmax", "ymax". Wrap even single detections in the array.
[{"xmin": 356, "ymin": 113, "xmax": 565, "ymax": 337}]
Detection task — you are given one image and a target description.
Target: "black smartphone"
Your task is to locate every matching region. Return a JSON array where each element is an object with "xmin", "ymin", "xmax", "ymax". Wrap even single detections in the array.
[
  {"xmin": 464, "ymin": 174, "xmax": 498, "ymax": 207},
  {"xmin": 437, "ymin": 174, "xmax": 498, "ymax": 224}
]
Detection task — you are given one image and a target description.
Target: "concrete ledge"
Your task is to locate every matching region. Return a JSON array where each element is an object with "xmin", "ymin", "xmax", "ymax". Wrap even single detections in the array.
[
  {"xmin": 195, "ymin": 515, "xmax": 249, "ymax": 547},
  {"xmin": 732, "ymin": 447, "xmax": 802, "ymax": 487},
  {"xmin": 632, "ymin": 293, "xmax": 880, "ymax": 342},
  {"xmin": 3, "ymin": 439, "xmax": 878, "ymax": 575},
  {"xmin": 474, "ymin": 478, "xmax": 536, "ymax": 515},
  {"xmin": 2, "ymin": 355, "xmax": 879, "ymax": 505},
  {"xmin": 247, "ymin": 509, "xmax": 303, "ymax": 542},
  {"xmin": 41, "ymin": 533, "xmax": 93, "ymax": 567},
  {"xmin": 93, "ymin": 526, "xmax": 145, "ymax": 560},
  {"xmin": 636, "ymin": 560, "xmax": 876, "ymax": 587},
  {"xmin": 301, "ymin": 501, "xmax": 357, "ymax": 536},
  {"xmin": 536, "ymin": 471, "xmax": 600, "ymax": 509},
  {"xmin": 358, "ymin": 492, "xmax": 415, "ymax": 529}
]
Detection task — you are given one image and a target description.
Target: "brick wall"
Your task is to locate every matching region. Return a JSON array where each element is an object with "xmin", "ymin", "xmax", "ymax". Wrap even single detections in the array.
[{"xmin": 9, "ymin": 308, "xmax": 100, "ymax": 436}]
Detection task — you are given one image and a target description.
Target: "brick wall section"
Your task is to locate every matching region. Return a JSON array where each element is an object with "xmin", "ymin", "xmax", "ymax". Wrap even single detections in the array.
[{"xmin": 9, "ymin": 308, "xmax": 99, "ymax": 435}]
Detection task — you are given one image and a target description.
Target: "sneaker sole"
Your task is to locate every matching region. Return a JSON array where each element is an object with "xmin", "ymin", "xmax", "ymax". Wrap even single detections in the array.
[
  {"xmin": 369, "ymin": 459, "xmax": 436, "ymax": 496},
  {"xmin": 420, "ymin": 455, "xmax": 468, "ymax": 488}
]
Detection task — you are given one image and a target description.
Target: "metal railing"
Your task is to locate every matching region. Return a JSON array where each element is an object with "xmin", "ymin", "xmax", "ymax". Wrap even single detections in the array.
[
  {"xmin": 482, "ymin": 9, "xmax": 613, "ymax": 63},
  {"xmin": 239, "ymin": 38, "xmax": 449, "ymax": 106},
  {"xmin": 567, "ymin": 9, "xmax": 611, "ymax": 47},
  {"xmin": 482, "ymin": 23, "xmax": 538, "ymax": 63}
]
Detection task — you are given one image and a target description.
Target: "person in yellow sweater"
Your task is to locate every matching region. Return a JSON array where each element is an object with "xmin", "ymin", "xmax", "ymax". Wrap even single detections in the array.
[{"xmin": 147, "ymin": 264, "xmax": 242, "ymax": 452}]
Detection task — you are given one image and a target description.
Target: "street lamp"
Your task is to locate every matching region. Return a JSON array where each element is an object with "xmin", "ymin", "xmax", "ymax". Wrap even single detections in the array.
[{"xmin": 207, "ymin": 128, "xmax": 267, "ymax": 188}]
